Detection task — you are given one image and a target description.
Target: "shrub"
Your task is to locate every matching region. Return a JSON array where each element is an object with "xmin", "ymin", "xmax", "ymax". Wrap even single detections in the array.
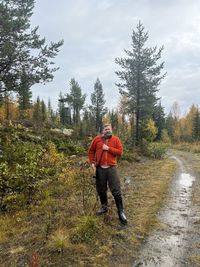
[
  {"xmin": 0, "ymin": 140, "xmax": 67, "ymax": 210},
  {"xmin": 145, "ymin": 142, "xmax": 167, "ymax": 159},
  {"xmin": 0, "ymin": 142, "xmax": 47, "ymax": 209},
  {"xmin": 0, "ymin": 162, "xmax": 11, "ymax": 208},
  {"xmin": 120, "ymin": 149, "xmax": 140, "ymax": 162}
]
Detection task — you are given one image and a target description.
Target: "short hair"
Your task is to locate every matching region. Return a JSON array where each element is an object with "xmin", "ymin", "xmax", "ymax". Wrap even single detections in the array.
[{"xmin": 102, "ymin": 123, "xmax": 112, "ymax": 129}]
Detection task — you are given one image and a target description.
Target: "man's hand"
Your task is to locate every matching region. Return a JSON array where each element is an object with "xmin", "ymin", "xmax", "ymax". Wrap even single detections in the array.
[
  {"xmin": 91, "ymin": 163, "xmax": 96, "ymax": 177},
  {"xmin": 102, "ymin": 144, "xmax": 109, "ymax": 151}
]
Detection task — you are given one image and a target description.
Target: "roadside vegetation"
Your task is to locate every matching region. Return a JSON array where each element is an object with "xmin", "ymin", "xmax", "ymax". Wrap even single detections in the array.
[
  {"xmin": 0, "ymin": 125, "xmax": 177, "ymax": 266},
  {"xmin": 172, "ymin": 142, "xmax": 200, "ymax": 154}
]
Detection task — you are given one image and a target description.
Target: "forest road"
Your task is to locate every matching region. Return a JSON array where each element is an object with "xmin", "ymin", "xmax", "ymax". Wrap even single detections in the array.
[{"xmin": 132, "ymin": 149, "xmax": 200, "ymax": 267}]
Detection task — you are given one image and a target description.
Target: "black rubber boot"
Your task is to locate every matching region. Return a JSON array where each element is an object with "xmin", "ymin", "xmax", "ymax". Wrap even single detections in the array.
[
  {"xmin": 96, "ymin": 193, "xmax": 108, "ymax": 215},
  {"xmin": 96, "ymin": 205, "xmax": 108, "ymax": 215},
  {"xmin": 114, "ymin": 195, "xmax": 128, "ymax": 224}
]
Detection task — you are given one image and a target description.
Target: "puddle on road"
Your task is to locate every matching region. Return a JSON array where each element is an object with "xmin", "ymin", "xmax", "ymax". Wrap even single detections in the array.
[
  {"xmin": 132, "ymin": 156, "xmax": 195, "ymax": 267},
  {"xmin": 179, "ymin": 173, "xmax": 195, "ymax": 187}
]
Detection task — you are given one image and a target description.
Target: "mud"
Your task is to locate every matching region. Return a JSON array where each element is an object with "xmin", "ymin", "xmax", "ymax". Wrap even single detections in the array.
[{"xmin": 132, "ymin": 150, "xmax": 200, "ymax": 267}]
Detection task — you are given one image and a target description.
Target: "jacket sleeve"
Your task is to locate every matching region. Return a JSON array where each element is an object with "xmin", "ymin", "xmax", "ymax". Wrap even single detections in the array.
[
  {"xmin": 108, "ymin": 137, "xmax": 123, "ymax": 156},
  {"xmin": 88, "ymin": 137, "xmax": 97, "ymax": 164}
]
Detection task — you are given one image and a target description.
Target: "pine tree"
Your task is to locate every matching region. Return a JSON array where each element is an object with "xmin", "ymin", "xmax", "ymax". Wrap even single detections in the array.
[
  {"xmin": 115, "ymin": 21, "xmax": 166, "ymax": 145},
  {"xmin": 90, "ymin": 78, "xmax": 107, "ymax": 132},
  {"xmin": 0, "ymin": 0, "xmax": 63, "ymax": 96}
]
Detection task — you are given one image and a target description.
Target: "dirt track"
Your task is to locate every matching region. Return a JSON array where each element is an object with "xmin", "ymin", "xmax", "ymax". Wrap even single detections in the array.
[{"xmin": 132, "ymin": 150, "xmax": 200, "ymax": 267}]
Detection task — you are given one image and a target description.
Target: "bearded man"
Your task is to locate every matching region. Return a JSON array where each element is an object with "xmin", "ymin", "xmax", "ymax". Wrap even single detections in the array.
[{"xmin": 88, "ymin": 124, "xmax": 127, "ymax": 225}]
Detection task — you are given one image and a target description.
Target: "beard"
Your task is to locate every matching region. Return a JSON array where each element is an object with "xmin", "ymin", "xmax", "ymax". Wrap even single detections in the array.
[{"xmin": 104, "ymin": 132, "xmax": 112, "ymax": 139}]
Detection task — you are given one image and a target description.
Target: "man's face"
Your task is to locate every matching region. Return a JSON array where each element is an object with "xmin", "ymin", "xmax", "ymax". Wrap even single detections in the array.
[{"xmin": 102, "ymin": 125, "xmax": 112, "ymax": 138}]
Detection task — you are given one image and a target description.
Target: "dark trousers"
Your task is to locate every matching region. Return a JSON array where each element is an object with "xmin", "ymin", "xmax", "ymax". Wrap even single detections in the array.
[{"xmin": 96, "ymin": 166, "xmax": 122, "ymax": 200}]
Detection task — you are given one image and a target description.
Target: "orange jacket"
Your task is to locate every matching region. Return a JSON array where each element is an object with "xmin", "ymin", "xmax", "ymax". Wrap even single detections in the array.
[{"xmin": 88, "ymin": 135, "xmax": 123, "ymax": 166}]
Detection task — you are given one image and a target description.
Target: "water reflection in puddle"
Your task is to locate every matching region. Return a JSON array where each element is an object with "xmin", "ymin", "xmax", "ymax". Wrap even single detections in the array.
[{"xmin": 179, "ymin": 173, "xmax": 195, "ymax": 187}]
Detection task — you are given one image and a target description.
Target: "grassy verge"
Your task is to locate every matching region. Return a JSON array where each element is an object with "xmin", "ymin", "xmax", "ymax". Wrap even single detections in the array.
[
  {"xmin": 172, "ymin": 142, "xmax": 200, "ymax": 153},
  {"xmin": 0, "ymin": 156, "xmax": 177, "ymax": 267}
]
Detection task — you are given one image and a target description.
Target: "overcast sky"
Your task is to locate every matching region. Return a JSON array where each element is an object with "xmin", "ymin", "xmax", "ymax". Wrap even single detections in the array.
[{"xmin": 31, "ymin": 0, "xmax": 200, "ymax": 116}]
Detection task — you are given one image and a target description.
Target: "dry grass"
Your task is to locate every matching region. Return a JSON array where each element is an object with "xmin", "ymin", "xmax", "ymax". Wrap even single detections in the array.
[
  {"xmin": 172, "ymin": 142, "xmax": 200, "ymax": 153},
  {"xmin": 0, "ymin": 156, "xmax": 177, "ymax": 267},
  {"xmin": 188, "ymin": 255, "xmax": 200, "ymax": 266}
]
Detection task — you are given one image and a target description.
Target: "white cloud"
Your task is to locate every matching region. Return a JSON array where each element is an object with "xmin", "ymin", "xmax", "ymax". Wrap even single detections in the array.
[{"xmin": 96, "ymin": 0, "xmax": 113, "ymax": 11}]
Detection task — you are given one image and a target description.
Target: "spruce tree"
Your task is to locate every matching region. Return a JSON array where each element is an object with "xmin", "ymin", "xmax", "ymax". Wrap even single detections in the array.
[
  {"xmin": 41, "ymin": 100, "xmax": 47, "ymax": 122},
  {"xmin": 81, "ymin": 107, "xmax": 92, "ymax": 135},
  {"xmin": 152, "ymin": 101, "xmax": 165, "ymax": 140},
  {"xmin": 66, "ymin": 78, "xmax": 86, "ymax": 125},
  {"xmin": 90, "ymin": 78, "xmax": 107, "ymax": 132},
  {"xmin": 109, "ymin": 109, "xmax": 118, "ymax": 132},
  {"xmin": 18, "ymin": 86, "xmax": 32, "ymax": 110},
  {"xmin": 58, "ymin": 92, "xmax": 69, "ymax": 125},
  {"xmin": 32, "ymin": 96, "xmax": 42, "ymax": 124},
  {"xmin": 47, "ymin": 98, "xmax": 56, "ymax": 124},
  {"xmin": 115, "ymin": 21, "xmax": 166, "ymax": 145},
  {"xmin": 192, "ymin": 109, "xmax": 200, "ymax": 141},
  {"xmin": 58, "ymin": 92, "xmax": 65, "ymax": 125},
  {"xmin": 17, "ymin": 69, "xmax": 32, "ymax": 110}
]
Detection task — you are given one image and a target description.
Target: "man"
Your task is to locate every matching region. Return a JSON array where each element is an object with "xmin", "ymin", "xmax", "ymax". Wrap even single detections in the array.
[{"xmin": 88, "ymin": 124, "xmax": 127, "ymax": 225}]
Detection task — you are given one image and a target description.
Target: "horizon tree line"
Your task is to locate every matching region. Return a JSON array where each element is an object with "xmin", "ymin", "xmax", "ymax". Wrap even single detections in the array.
[
  {"xmin": 0, "ymin": 1, "xmax": 183, "ymax": 145},
  {"xmin": 1, "ymin": 91, "xmax": 200, "ymax": 143}
]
